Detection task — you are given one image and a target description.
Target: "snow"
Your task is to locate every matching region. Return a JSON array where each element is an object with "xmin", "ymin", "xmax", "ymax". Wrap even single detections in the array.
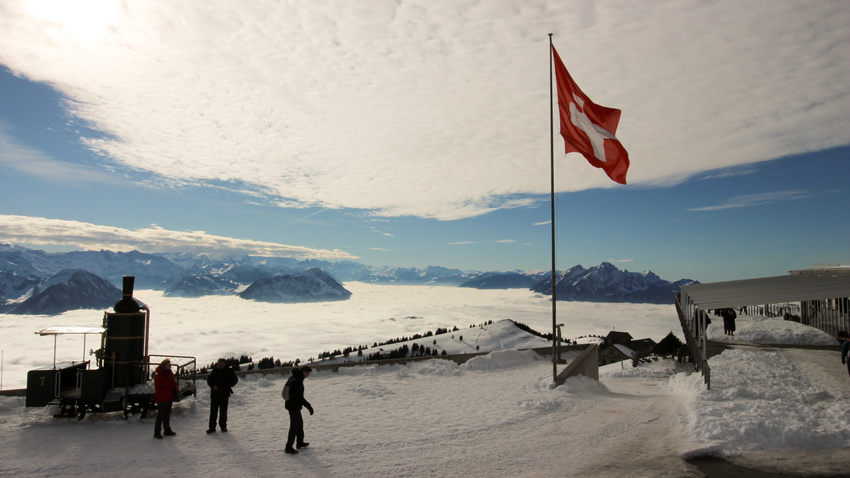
[
  {"xmin": 707, "ymin": 314, "xmax": 839, "ymax": 346},
  {"xmin": 1, "ymin": 285, "xmax": 849, "ymax": 476}
]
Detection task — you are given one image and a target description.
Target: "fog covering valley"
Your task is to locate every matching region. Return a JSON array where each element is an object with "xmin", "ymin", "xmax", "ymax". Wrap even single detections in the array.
[{"xmin": 0, "ymin": 282, "xmax": 676, "ymax": 390}]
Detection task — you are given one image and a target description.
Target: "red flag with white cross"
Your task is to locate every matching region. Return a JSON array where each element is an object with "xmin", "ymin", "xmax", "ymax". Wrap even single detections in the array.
[{"xmin": 552, "ymin": 45, "xmax": 630, "ymax": 185}]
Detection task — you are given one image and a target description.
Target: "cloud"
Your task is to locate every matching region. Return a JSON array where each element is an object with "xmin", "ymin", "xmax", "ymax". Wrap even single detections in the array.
[
  {"xmin": 0, "ymin": 1, "xmax": 847, "ymax": 220},
  {"xmin": 687, "ymin": 190, "xmax": 812, "ymax": 212},
  {"xmin": 697, "ymin": 169, "xmax": 757, "ymax": 181},
  {"xmin": 0, "ymin": 214, "xmax": 356, "ymax": 259}
]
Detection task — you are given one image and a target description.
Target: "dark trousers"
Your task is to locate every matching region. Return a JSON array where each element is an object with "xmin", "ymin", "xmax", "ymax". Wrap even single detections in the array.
[
  {"xmin": 209, "ymin": 394, "xmax": 230, "ymax": 429},
  {"xmin": 286, "ymin": 408, "xmax": 304, "ymax": 448},
  {"xmin": 154, "ymin": 401, "xmax": 173, "ymax": 435}
]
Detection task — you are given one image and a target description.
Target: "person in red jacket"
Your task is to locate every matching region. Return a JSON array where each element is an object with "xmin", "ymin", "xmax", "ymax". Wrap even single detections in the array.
[{"xmin": 153, "ymin": 358, "xmax": 179, "ymax": 439}]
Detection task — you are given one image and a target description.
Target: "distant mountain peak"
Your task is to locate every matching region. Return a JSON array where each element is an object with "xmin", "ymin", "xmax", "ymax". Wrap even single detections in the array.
[
  {"xmin": 5, "ymin": 268, "xmax": 121, "ymax": 315},
  {"xmin": 238, "ymin": 268, "xmax": 352, "ymax": 303}
]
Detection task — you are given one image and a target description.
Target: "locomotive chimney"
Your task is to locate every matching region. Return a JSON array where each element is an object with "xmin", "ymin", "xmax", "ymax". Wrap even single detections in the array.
[
  {"xmin": 113, "ymin": 275, "xmax": 141, "ymax": 313},
  {"xmin": 104, "ymin": 275, "xmax": 146, "ymax": 387}
]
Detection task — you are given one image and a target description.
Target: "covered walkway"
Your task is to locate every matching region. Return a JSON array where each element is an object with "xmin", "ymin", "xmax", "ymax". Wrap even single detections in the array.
[{"xmin": 676, "ymin": 272, "xmax": 850, "ymax": 388}]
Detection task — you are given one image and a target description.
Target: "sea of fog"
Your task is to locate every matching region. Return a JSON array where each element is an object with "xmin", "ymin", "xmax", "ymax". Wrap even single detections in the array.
[{"xmin": 0, "ymin": 282, "xmax": 679, "ymax": 390}]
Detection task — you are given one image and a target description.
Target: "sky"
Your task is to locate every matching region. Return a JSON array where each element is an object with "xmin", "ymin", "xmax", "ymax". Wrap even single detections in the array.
[
  {"xmin": 0, "ymin": 0, "xmax": 848, "ymax": 284},
  {"xmin": 1, "ymin": 303, "xmax": 848, "ymax": 476}
]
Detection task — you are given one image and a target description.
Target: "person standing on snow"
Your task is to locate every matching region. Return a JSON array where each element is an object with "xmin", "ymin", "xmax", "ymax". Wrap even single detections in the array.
[
  {"xmin": 721, "ymin": 308, "xmax": 737, "ymax": 336},
  {"xmin": 839, "ymin": 332, "xmax": 850, "ymax": 379},
  {"xmin": 282, "ymin": 365, "xmax": 314, "ymax": 454},
  {"xmin": 153, "ymin": 358, "xmax": 179, "ymax": 439},
  {"xmin": 207, "ymin": 358, "xmax": 239, "ymax": 433}
]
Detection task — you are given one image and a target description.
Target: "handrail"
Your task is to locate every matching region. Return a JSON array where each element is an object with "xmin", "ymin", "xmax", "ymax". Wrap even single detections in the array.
[{"xmin": 675, "ymin": 296, "xmax": 711, "ymax": 389}]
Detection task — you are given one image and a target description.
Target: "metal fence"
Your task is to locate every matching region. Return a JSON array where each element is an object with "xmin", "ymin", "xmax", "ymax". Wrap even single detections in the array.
[{"xmin": 675, "ymin": 297, "xmax": 711, "ymax": 389}]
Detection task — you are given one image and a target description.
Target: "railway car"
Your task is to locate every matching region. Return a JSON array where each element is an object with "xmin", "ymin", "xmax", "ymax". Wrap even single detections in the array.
[{"xmin": 25, "ymin": 276, "xmax": 196, "ymax": 419}]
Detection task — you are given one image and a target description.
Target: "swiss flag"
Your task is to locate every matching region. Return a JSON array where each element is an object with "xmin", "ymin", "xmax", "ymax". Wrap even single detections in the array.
[{"xmin": 552, "ymin": 45, "xmax": 629, "ymax": 185}]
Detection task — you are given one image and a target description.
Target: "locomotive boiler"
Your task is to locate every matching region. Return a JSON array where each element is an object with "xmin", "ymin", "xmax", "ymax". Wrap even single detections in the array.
[{"xmin": 25, "ymin": 276, "xmax": 196, "ymax": 419}]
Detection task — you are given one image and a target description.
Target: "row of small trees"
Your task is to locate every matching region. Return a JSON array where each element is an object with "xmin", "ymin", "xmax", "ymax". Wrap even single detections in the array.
[
  {"xmin": 315, "ymin": 324, "xmax": 466, "ymax": 361},
  {"xmin": 199, "ymin": 355, "xmax": 251, "ymax": 374},
  {"xmin": 199, "ymin": 355, "xmax": 302, "ymax": 373}
]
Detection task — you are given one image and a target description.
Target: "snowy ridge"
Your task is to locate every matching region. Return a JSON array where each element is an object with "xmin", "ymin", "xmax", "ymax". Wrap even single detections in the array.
[{"xmin": 315, "ymin": 319, "xmax": 553, "ymax": 365}]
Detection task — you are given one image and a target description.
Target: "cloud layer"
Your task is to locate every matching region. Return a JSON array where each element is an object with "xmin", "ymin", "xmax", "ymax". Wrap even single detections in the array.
[
  {"xmin": 0, "ymin": 0, "xmax": 847, "ymax": 220},
  {"xmin": 0, "ymin": 214, "xmax": 355, "ymax": 258}
]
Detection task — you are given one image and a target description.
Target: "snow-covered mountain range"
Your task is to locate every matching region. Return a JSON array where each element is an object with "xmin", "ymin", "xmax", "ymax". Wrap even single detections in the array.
[
  {"xmin": 0, "ymin": 243, "xmax": 697, "ymax": 314},
  {"xmin": 530, "ymin": 262, "xmax": 699, "ymax": 304}
]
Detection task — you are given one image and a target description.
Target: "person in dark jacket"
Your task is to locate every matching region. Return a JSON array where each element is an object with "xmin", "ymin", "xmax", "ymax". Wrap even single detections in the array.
[
  {"xmin": 153, "ymin": 358, "xmax": 179, "ymax": 439},
  {"xmin": 283, "ymin": 366, "xmax": 314, "ymax": 454},
  {"xmin": 207, "ymin": 358, "xmax": 239, "ymax": 433},
  {"xmin": 721, "ymin": 308, "xmax": 737, "ymax": 336}
]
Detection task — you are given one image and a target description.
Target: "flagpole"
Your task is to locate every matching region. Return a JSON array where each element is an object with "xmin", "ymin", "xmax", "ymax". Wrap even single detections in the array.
[{"xmin": 548, "ymin": 33, "xmax": 558, "ymax": 383}]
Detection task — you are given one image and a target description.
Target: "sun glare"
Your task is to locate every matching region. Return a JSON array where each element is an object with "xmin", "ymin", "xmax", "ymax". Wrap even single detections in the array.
[{"xmin": 25, "ymin": 0, "xmax": 120, "ymax": 47}]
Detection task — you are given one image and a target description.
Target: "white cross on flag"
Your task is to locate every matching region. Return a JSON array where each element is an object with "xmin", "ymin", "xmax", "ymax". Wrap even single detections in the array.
[{"xmin": 552, "ymin": 45, "xmax": 630, "ymax": 185}]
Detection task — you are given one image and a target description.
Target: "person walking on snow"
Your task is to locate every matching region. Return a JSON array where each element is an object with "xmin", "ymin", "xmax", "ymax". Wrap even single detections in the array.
[
  {"xmin": 153, "ymin": 358, "xmax": 179, "ymax": 439},
  {"xmin": 283, "ymin": 365, "xmax": 314, "ymax": 454},
  {"xmin": 207, "ymin": 358, "xmax": 238, "ymax": 433}
]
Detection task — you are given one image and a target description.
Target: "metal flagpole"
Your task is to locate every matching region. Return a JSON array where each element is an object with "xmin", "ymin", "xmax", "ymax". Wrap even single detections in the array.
[{"xmin": 548, "ymin": 33, "xmax": 558, "ymax": 383}]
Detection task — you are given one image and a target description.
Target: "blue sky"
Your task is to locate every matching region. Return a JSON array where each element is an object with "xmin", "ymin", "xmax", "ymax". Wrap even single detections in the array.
[{"xmin": 0, "ymin": 0, "xmax": 848, "ymax": 283}]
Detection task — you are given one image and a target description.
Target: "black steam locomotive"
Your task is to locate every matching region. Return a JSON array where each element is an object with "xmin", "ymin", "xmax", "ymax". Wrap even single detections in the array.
[{"xmin": 25, "ymin": 276, "xmax": 197, "ymax": 419}]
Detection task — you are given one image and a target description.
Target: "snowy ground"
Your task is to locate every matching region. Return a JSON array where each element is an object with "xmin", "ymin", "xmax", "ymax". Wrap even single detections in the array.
[
  {"xmin": 1, "ymin": 288, "xmax": 848, "ymax": 477},
  {"xmin": 1, "ymin": 346, "xmax": 847, "ymax": 477}
]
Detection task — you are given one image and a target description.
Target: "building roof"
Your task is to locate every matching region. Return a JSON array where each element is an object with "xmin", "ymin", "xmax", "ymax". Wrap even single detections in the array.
[
  {"xmin": 612, "ymin": 344, "xmax": 634, "ymax": 357},
  {"xmin": 629, "ymin": 338, "xmax": 656, "ymax": 351},
  {"xmin": 605, "ymin": 331, "xmax": 633, "ymax": 343},
  {"xmin": 679, "ymin": 274, "xmax": 850, "ymax": 309}
]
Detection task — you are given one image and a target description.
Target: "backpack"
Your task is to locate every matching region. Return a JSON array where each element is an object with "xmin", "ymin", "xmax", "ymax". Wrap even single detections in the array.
[{"xmin": 281, "ymin": 377, "xmax": 292, "ymax": 401}]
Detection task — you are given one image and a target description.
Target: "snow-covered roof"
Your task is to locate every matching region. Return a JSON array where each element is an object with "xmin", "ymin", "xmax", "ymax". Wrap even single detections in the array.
[
  {"xmin": 679, "ymin": 273, "xmax": 850, "ymax": 309},
  {"xmin": 613, "ymin": 343, "xmax": 634, "ymax": 357}
]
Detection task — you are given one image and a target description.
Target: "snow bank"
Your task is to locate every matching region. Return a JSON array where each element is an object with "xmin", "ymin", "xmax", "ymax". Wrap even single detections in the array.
[
  {"xmin": 602, "ymin": 358, "xmax": 692, "ymax": 379},
  {"xmin": 460, "ymin": 349, "xmax": 540, "ymax": 371},
  {"xmin": 707, "ymin": 315, "xmax": 838, "ymax": 345},
  {"xmin": 0, "ymin": 396, "xmax": 24, "ymax": 413},
  {"xmin": 670, "ymin": 348, "xmax": 850, "ymax": 455},
  {"xmin": 396, "ymin": 358, "xmax": 460, "ymax": 377}
]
